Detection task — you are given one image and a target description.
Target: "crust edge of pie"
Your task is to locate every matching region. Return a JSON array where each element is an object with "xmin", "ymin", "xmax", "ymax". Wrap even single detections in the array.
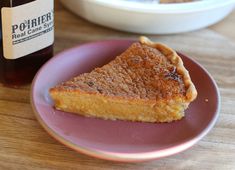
[{"xmin": 139, "ymin": 36, "xmax": 197, "ymax": 102}]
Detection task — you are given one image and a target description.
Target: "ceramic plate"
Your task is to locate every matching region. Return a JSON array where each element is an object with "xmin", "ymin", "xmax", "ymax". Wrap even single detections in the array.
[{"xmin": 31, "ymin": 40, "xmax": 220, "ymax": 162}]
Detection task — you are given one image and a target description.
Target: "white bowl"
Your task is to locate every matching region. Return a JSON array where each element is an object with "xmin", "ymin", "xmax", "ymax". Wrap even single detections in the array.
[{"xmin": 60, "ymin": 0, "xmax": 235, "ymax": 34}]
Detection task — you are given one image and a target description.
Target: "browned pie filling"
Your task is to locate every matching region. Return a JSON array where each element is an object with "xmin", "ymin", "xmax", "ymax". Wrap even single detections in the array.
[{"xmin": 59, "ymin": 42, "xmax": 186, "ymax": 100}]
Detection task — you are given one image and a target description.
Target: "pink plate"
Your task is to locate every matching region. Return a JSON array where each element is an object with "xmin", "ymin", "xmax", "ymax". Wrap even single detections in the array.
[{"xmin": 31, "ymin": 40, "xmax": 220, "ymax": 162}]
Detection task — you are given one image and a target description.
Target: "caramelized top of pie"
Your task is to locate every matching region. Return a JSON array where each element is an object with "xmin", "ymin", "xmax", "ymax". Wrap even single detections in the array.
[{"xmin": 55, "ymin": 41, "xmax": 188, "ymax": 101}]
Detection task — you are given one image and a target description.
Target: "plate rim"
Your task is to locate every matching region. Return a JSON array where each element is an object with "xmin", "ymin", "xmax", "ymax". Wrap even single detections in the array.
[{"xmin": 30, "ymin": 40, "xmax": 221, "ymax": 162}]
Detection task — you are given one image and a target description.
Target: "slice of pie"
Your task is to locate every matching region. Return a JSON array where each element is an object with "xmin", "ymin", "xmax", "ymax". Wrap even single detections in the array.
[{"xmin": 49, "ymin": 37, "xmax": 197, "ymax": 123}]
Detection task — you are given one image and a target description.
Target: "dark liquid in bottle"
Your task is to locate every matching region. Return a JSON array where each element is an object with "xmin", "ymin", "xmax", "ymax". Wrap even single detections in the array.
[{"xmin": 0, "ymin": 0, "xmax": 53, "ymax": 87}]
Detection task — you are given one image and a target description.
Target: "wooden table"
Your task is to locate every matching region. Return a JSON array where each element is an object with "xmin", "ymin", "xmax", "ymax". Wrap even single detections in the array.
[{"xmin": 0, "ymin": 2, "xmax": 235, "ymax": 170}]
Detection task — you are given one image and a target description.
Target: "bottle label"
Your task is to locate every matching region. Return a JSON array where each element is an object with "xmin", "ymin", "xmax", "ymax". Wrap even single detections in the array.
[{"xmin": 1, "ymin": 0, "xmax": 54, "ymax": 59}]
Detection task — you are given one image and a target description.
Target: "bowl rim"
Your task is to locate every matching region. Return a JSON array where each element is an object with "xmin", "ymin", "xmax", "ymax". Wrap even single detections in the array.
[{"xmin": 78, "ymin": 0, "xmax": 235, "ymax": 13}]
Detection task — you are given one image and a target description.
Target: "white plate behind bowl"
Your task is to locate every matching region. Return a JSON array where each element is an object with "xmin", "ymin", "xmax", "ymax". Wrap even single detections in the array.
[{"xmin": 60, "ymin": 0, "xmax": 235, "ymax": 34}]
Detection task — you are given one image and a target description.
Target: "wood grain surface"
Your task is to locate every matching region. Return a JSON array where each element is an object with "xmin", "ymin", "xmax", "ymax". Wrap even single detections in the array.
[
  {"xmin": 0, "ymin": 2, "xmax": 235, "ymax": 170},
  {"xmin": 210, "ymin": 10, "xmax": 235, "ymax": 41}
]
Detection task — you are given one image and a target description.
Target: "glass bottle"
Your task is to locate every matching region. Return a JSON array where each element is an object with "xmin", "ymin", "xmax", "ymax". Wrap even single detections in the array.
[{"xmin": 0, "ymin": 0, "xmax": 54, "ymax": 87}]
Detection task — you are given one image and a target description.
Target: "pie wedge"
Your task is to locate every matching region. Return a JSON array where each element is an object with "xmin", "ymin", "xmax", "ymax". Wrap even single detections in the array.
[{"xmin": 49, "ymin": 37, "xmax": 197, "ymax": 123}]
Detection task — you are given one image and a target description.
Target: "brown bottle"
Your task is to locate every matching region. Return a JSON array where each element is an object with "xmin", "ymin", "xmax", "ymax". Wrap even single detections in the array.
[{"xmin": 0, "ymin": 0, "xmax": 54, "ymax": 87}]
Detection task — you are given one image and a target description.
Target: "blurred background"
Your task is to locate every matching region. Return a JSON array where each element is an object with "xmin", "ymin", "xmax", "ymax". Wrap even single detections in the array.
[{"xmin": 55, "ymin": 0, "xmax": 235, "ymax": 53}]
